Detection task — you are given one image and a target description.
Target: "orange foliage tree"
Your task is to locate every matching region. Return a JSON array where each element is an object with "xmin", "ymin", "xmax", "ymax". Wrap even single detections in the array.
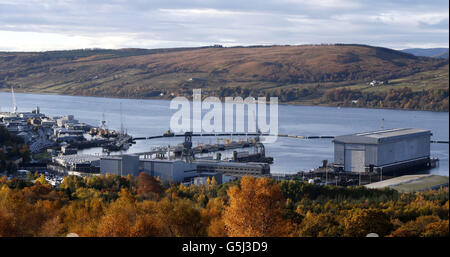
[
  {"xmin": 343, "ymin": 208, "xmax": 393, "ymax": 237},
  {"xmin": 389, "ymin": 216, "xmax": 449, "ymax": 237},
  {"xmin": 137, "ymin": 172, "xmax": 163, "ymax": 199},
  {"xmin": 223, "ymin": 176, "xmax": 290, "ymax": 237}
]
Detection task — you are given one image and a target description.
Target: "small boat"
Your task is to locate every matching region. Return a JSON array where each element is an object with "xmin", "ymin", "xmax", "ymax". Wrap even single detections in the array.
[{"xmin": 163, "ymin": 129, "xmax": 175, "ymax": 137}]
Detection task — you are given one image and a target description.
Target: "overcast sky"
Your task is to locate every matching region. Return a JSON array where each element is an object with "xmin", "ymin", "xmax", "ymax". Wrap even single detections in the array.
[{"xmin": 0, "ymin": 0, "xmax": 448, "ymax": 51}]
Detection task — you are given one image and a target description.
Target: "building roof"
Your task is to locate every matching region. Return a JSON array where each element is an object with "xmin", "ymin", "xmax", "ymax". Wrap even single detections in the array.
[
  {"xmin": 140, "ymin": 158, "xmax": 182, "ymax": 163},
  {"xmin": 101, "ymin": 156, "xmax": 122, "ymax": 160},
  {"xmin": 54, "ymin": 154, "xmax": 102, "ymax": 165},
  {"xmin": 333, "ymin": 128, "xmax": 431, "ymax": 144},
  {"xmin": 195, "ymin": 159, "xmax": 268, "ymax": 168},
  {"xmin": 101, "ymin": 155, "xmax": 139, "ymax": 161}
]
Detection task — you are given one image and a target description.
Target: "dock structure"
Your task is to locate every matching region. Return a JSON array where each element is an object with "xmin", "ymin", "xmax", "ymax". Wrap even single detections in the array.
[
  {"xmin": 131, "ymin": 132, "xmax": 273, "ymax": 183},
  {"xmin": 134, "ymin": 139, "xmax": 256, "ymax": 159},
  {"xmin": 134, "ymin": 132, "xmax": 448, "ymax": 144},
  {"xmin": 134, "ymin": 133, "xmax": 336, "ymax": 141}
]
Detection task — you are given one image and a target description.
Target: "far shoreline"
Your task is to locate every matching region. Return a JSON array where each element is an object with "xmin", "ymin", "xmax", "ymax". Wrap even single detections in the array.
[{"xmin": 0, "ymin": 89, "xmax": 448, "ymax": 114}]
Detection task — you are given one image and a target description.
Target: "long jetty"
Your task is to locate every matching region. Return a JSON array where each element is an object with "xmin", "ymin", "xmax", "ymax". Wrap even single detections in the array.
[{"xmin": 133, "ymin": 133, "xmax": 447, "ymax": 143}]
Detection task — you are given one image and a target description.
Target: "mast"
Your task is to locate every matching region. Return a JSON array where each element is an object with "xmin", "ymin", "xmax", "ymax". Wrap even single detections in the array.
[
  {"xmin": 100, "ymin": 102, "xmax": 107, "ymax": 129},
  {"xmin": 252, "ymin": 110, "xmax": 261, "ymax": 143},
  {"xmin": 11, "ymin": 86, "xmax": 17, "ymax": 113},
  {"xmin": 101, "ymin": 112, "xmax": 106, "ymax": 129},
  {"xmin": 120, "ymin": 102, "xmax": 124, "ymax": 135}
]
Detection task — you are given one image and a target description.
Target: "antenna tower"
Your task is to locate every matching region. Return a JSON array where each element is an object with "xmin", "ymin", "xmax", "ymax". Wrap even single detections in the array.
[{"xmin": 11, "ymin": 86, "xmax": 17, "ymax": 113}]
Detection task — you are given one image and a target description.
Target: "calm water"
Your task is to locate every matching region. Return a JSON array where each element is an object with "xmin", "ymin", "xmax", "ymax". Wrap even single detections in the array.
[{"xmin": 1, "ymin": 92, "xmax": 448, "ymax": 176}]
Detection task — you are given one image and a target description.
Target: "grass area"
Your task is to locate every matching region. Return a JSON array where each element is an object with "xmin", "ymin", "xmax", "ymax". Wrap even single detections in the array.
[
  {"xmin": 384, "ymin": 65, "xmax": 449, "ymax": 91},
  {"xmin": 329, "ymin": 64, "xmax": 449, "ymax": 93}
]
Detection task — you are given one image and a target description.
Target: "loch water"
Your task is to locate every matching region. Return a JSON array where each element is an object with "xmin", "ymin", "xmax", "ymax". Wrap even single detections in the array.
[{"xmin": 1, "ymin": 92, "xmax": 448, "ymax": 176}]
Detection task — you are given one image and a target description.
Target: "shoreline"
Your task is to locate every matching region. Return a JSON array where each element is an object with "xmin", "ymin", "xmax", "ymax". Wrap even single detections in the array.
[{"xmin": 1, "ymin": 89, "xmax": 448, "ymax": 114}]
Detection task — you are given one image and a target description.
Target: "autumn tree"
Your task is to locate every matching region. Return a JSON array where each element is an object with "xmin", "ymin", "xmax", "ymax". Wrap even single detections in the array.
[
  {"xmin": 297, "ymin": 212, "xmax": 342, "ymax": 237},
  {"xmin": 86, "ymin": 175, "xmax": 104, "ymax": 190},
  {"xmin": 208, "ymin": 218, "xmax": 227, "ymax": 237},
  {"xmin": 62, "ymin": 197, "xmax": 104, "ymax": 236},
  {"xmin": 38, "ymin": 216, "xmax": 64, "ymax": 237},
  {"xmin": 422, "ymin": 219, "xmax": 449, "ymax": 237},
  {"xmin": 131, "ymin": 200, "xmax": 164, "ymax": 237},
  {"xmin": 343, "ymin": 208, "xmax": 393, "ymax": 237},
  {"xmin": 389, "ymin": 216, "xmax": 449, "ymax": 237},
  {"xmin": 155, "ymin": 197, "xmax": 206, "ymax": 237},
  {"xmin": 97, "ymin": 188, "xmax": 136, "ymax": 237},
  {"xmin": 59, "ymin": 175, "xmax": 86, "ymax": 196},
  {"xmin": 0, "ymin": 185, "xmax": 38, "ymax": 236},
  {"xmin": 35, "ymin": 174, "xmax": 48, "ymax": 185},
  {"xmin": 204, "ymin": 198, "xmax": 227, "ymax": 237},
  {"xmin": 137, "ymin": 172, "xmax": 163, "ymax": 199},
  {"xmin": 129, "ymin": 214, "xmax": 160, "ymax": 237},
  {"xmin": 223, "ymin": 176, "xmax": 290, "ymax": 237},
  {"xmin": 1, "ymin": 170, "xmax": 448, "ymax": 238}
]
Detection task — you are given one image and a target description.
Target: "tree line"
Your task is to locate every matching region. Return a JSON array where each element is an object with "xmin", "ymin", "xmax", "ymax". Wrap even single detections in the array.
[
  {"xmin": 0, "ymin": 173, "xmax": 448, "ymax": 237},
  {"xmin": 320, "ymin": 87, "xmax": 449, "ymax": 111},
  {"xmin": 0, "ymin": 127, "xmax": 31, "ymax": 174},
  {"xmin": 169, "ymin": 86, "xmax": 448, "ymax": 112}
]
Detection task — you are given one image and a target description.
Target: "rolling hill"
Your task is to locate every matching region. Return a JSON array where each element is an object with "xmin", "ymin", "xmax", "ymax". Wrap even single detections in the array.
[
  {"xmin": 401, "ymin": 48, "xmax": 449, "ymax": 59},
  {"xmin": 0, "ymin": 44, "xmax": 448, "ymax": 111}
]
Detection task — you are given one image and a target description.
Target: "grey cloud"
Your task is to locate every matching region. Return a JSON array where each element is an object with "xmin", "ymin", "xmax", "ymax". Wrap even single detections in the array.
[{"xmin": 0, "ymin": 0, "xmax": 448, "ymax": 50}]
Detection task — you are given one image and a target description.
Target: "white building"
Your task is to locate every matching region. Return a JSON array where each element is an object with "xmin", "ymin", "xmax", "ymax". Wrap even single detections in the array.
[{"xmin": 141, "ymin": 159, "xmax": 198, "ymax": 183}]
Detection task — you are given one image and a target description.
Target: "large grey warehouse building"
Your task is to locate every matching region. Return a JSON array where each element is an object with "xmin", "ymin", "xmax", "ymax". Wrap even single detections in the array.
[
  {"xmin": 100, "ymin": 155, "xmax": 140, "ymax": 176},
  {"xmin": 333, "ymin": 128, "xmax": 431, "ymax": 173},
  {"xmin": 141, "ymin": 159, "xmax": 198, "ymax": 183}
]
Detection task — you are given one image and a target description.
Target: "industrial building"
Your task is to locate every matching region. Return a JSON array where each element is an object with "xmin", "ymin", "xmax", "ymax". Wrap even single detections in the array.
[
  {"xmin": 137, "ymin": 132, "xmax": 271, "ymax": 183},
  {"xmin": 138, "ymin": 158, "xmax": 269, "ymax": 183},
  {"xmin": 100, "ymin": 155, "xmax": 140, "ymax": 176},
  {"xmin": 141, "ymin": 159, "xmax": 198, "ymax": 183},
  {"xmin": 50, "ymin": 154, "xmax": 101, "ymax": 173},
  {"xmin": 333, "ymin": 128, "xmax": 431, "ymax": 173},
  {"xmin": 195, "ymin": 159, "xmax": 270, "ymax": 176},
  {"xmin": 89, "ymin": 133, "xmax": 272, "ymax": 183}
]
